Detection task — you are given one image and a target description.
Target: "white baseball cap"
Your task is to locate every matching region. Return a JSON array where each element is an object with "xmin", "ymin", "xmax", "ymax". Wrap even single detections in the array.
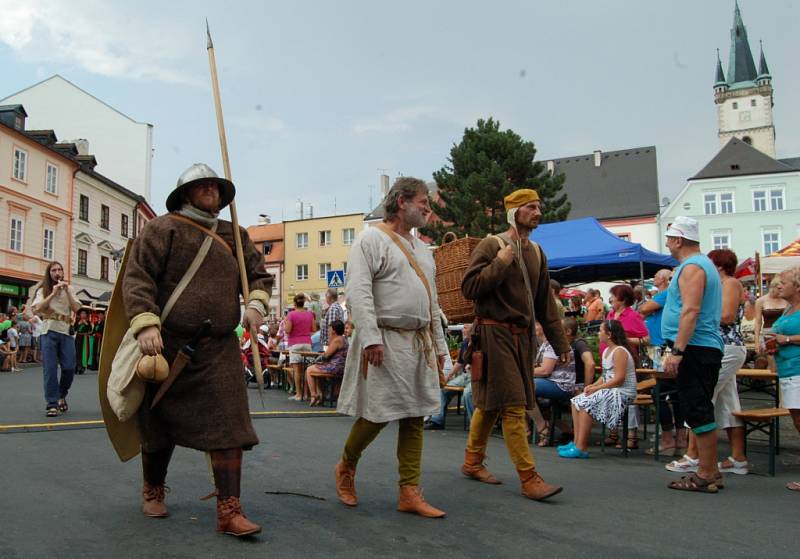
[{"xmin": 665, "ymin": 216, "xmax": 700, "ymax": 243}]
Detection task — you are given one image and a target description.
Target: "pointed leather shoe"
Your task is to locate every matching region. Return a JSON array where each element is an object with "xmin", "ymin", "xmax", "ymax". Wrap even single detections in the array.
[
  {"xmin": 142, "ymin": 482, "xmax": 169, "ymax": 518},
  {"xmin": 397, "ymin": 485, "xmax": 446, "ymax": 518},
  {"xmin": 216, "ymin": 496, "xmax": 261, "ymax": 537},
  {"xmin": 518, "ymin": 468, "xmax": 563, "ymax": 501},
  {"xmin": 461, "ymin": 450, "xmax": 502, "ymax": 484}
]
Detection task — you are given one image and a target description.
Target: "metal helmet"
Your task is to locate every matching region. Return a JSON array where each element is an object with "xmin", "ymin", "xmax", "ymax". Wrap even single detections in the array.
[{"xmin": 166, "ymin": 163, "xmax": 236, "ymax": 212}]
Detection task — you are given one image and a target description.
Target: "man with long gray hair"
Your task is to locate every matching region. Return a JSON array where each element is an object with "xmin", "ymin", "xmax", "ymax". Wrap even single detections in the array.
[{"xmin": 335, "ymin": 177, "xmax": 448, "ymax": 518}]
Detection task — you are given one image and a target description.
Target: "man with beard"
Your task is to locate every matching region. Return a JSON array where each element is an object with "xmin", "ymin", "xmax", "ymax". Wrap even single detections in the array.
[
  {"xmin": 123, "ymin": 163, "xmax": 273, "ymax": 535},
  {"xmin": 334, "ymin": 177, "xmax": 448, "ymax": 518},
  {"xmin": 460, "ymin": 188, "xmax": 570, "ymax": 500}
]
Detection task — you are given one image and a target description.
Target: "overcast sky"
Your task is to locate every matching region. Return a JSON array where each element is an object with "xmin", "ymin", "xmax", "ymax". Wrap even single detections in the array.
[{"xmin": 1, "ymin": 0, "xmax": 797, "ymax": 225}]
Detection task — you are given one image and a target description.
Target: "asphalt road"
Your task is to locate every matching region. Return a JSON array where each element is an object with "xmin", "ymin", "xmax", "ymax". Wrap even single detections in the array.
[{"xmin": 1, "ymin": 365, "xmax": 798, "ymax": 559}]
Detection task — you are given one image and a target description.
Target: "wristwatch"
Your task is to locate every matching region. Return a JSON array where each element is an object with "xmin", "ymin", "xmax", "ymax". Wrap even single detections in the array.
[{"xmin": 671, "ymin": 347, "xmax": 685, "ymax": 357}]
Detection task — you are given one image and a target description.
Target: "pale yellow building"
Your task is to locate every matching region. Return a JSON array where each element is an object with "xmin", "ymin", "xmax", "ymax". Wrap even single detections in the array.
[
  {"xmin": 0, "ymin": 104, "xmax": 78, "ymax": 310},
  {"xmin": 282, "ymin": 212, "xmax": 364, "ymax": 310}
]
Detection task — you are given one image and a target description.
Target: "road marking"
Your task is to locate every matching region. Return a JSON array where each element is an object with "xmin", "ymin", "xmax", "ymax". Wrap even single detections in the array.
[{"xmin": 0, "ymin": 409, "xmax": 341, "ymax": 432}]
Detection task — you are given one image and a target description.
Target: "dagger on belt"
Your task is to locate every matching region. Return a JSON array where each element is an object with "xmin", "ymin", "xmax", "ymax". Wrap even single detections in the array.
[{"xmin": 151, "ymin": 319, "xmax": 212, "ymax": 409}]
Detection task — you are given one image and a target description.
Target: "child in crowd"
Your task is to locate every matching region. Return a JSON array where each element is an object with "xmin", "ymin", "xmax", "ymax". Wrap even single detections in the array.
[
  {"xmin": 6, "ymin": 323, "xmax": 20, "ymax": 372},
  {"xmin": 559, "ymin": 320, "xmax": 638, "ymax": 459}
]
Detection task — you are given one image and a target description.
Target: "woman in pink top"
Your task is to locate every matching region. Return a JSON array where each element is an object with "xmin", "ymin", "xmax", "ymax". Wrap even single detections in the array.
[
  {"xmin": 284, "ymin": 293, "xmax": 318, "ymax": 401},
  {"xmin": 602, "ymin": 284, "xmax": 650, "ymax": 449}
]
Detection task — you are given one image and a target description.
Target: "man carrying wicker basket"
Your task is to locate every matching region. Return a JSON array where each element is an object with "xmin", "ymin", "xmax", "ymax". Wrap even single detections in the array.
[{"xmin": 460, "ymin": 188, "xmax": 570, "ymax": 501}]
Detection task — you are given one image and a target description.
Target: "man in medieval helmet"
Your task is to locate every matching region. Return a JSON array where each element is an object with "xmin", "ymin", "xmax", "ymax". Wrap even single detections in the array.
[{"xmin": 121, "ymin": 163, "xmax": 273, "ymax": 536}]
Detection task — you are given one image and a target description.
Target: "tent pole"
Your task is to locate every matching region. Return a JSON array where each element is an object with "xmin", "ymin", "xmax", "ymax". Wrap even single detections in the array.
[{"xmin": 639, "ymin": 259, "xmax": 644, "ymax": 286}]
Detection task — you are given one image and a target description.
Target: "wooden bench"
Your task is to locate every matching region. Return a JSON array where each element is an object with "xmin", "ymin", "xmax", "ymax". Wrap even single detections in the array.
[
  {"xmin": 732, "ymin": 407, "xmax": 790, "ymax": 476},
  {"xmin": 737, "ymin": 368, "xmax": 779, "ymax": 407}
]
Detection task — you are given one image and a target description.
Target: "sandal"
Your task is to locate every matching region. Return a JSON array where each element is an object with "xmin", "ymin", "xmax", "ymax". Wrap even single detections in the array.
[
  {"xmin": 668, "ymin": 473, "xmax": 719, "ymax": 493},
  {"xmin": 46, "ymin": 407, "xmax": 59, "ymax": 417},
  {"xmin": 536, "ymin": 424, "xmax": 551, "ymax": 447},
  {"xmin": 615, "ymin": 437, "xmax": 638, "ymax": 450},
  {"xmin": 57, "ymin": 399, "xmax": 68, "ymax": 413},
  {"xmin": 786, "ymin": 481, "xmax": 800, "ymax": 492},
  {"xmin": 718, "ymin": 456, "xmax": 749, "ymax": 475},
  {"xmin": 665, "ymin": 455, "xmax": 699, "ymax": 473},
  {"xmin": 646, "ymin": 444, "xmax": 677, "ymax": 456}
]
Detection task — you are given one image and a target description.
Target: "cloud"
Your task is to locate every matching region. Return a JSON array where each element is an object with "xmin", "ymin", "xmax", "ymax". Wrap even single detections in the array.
[
  {"xmin": 353, "ymin": 105, "xmax": 441, "ymax": 134},
  {"xmin": 0, "ymin": 0, "xmax": 201, "ymax": 85},
  {"xmin": 230, "ymin": 113, "xmax": 286, "ymax": 133}
]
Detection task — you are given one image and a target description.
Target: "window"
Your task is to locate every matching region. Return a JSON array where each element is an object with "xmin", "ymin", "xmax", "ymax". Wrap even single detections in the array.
[
  {"xmin": 78, "ymin": 249, "xmax": 88, "ymax": 276},
  {"xmin": 13, "ymin": 148, "xmax": 27, "ymax": 181},
  {"xmin": 342, "ymin": 228, "xmax": 355, "ymax": 246},
  {"xmin": 751, "ymin": 99, "xmax": 757, "ymax": 107},
  {"xmin": 100, "ymin": 205, "xmax": 110, "ymax": 230},
  {"xmin": 753, "ymin": 190, "xmax": 766, "ymax": 211},
  {"xmin": 711, "ymin": 230, "xmax": 731, "ymax": 250},
  {"xmin": 732, "ymin": 101, "xmax": 738, "ymax": 110},
  {"xmin": 617, "ymin": 233, "xmax": 631, "ymax": 241},
  {"xmin": 100, "ymin": 256, "xmax": 110, "ymax": 280},
  {"xmin": 319, "ymin": 230, "xmax": 332, "ymax": 247},
  {"xmin": 9, "ymin": 217, "xmax": 24, "ymax": 252},
  {"xmin": 319, "ymin": 262, "xmax": 331, "ymax": 280},
  {"xmin": 742, "ymin": 136, "xmax": 752, "ymax": 145},
  {"xmin": 762, "ymin": 230, "xmax": 781, "ymax": 255},
  {"xmin": 121, "ymin": 214, "xmax": 129, "ymax": 238},
  {"xmin": 296, "ymin": 264, "xmax": 308, "ymax": 281},
  {"xmin": 79, "ymin": 195, "xmax": 89, "ymax": 221},
  {"xmin": 770, "ymin": 189, "xmax": 784, "ymax": 211},
  {"xmin": 719, "ymin": 192, "xmax": 734, "ymax": 214},
  {"xmin": 704, "ymin": 193, "xmax": 717, "ymax": 215},
  {"xmin": 739, "ymin": 111, "xmax": 751, "ymax": 122},
  {"xmin": 45, "ymin": 164, "xmax": 58, "ymax": 194},
  {"xmin": 296, "ymin": 232, "xmax": 308, "ymax": 249},
  {"xmin": 42, "ymin": 227, "xmax": 55, "ymax": 261},
  {"xmin": 262, "ymin": 241, "xmax": 273, "ymax": 255},
  {"xmin": 342, "ymin": 261, "xmax": 348, "ymax": 275}
]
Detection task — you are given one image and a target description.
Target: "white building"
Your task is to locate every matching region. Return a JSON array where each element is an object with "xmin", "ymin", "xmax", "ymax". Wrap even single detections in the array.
[
  {"xmin": 72, "ymin": 156, "xmax": 154, "ymax": 304},
  {"xmin": 1, "ymin": 75, "xmax": 154, "ymax": 201},
  {"xmin": 660, "ymin": 3, "xmax": 800, "ymax": 260}
]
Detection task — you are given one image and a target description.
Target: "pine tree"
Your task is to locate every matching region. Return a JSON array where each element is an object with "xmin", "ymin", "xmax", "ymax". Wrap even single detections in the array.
[{"xmin": 422, "ymin": 118, "xmax": 570, "ymax": 243}]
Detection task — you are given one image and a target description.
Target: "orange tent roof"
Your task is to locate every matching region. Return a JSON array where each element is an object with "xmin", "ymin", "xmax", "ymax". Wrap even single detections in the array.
[{"xmin": 773, "ymin": 239, "xmax": 800, "ymax": 257}]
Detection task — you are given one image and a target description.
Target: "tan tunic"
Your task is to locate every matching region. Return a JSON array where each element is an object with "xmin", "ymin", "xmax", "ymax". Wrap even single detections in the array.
[
  {"xmin": 336, "ymin": 227, "xmax": 447, "ymax": 423},
  {"xmin": 122, "ymin": 213, "xmax": 273, "ymax": 452},
  {"xmin": 461, "ymin": 233, "xmax": 569, "ymax": 412}
]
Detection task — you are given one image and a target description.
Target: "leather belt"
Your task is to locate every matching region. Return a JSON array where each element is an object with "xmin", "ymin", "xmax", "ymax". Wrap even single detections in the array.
[
  {"xmin": 41, "ymin": 313, "xmax": 71, "ymax": 323},
  {"xmin": 476, "ymin": 318, "xmax": 529, "ymax": 335}
]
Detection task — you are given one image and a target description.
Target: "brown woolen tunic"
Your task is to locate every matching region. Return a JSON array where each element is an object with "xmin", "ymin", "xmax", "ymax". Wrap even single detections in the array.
[
  {"xmin": 122, "ymin": 214, "xmax": 273, "ymax": 452},
  {"xmin": 461, "ymin": 233, "xmax": 570, "ymax": 412}
]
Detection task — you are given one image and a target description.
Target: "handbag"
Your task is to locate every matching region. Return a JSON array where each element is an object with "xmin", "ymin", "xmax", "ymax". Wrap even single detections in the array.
[{"xmin": 107, "ymin": 222, "xmax": 217, "ymax": 422}]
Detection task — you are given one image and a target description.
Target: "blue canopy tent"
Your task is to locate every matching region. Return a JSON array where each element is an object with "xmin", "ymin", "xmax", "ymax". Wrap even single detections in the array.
[{"xmin": 529, "ymin": 217, "xmax": 678, "ymax": 284}]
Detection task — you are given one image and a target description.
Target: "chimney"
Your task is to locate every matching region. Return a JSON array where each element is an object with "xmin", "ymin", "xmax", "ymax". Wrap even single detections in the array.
[
  {"xmin": 546, "ymin": 160, "xmax": 555, "ymax": 174},
  {"xmin": 73, "ymin": 139, "xmax": 90, "ymax": 155},
  {"xmin": 593, "ymin": 150, "xmax": 602, "ymax": 167},
  {"xmin": 380, "ymin": 174, "xmax": 390, "ymax": 195}
]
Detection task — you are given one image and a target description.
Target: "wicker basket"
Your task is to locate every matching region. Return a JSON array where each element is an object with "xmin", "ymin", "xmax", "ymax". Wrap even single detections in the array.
[{"xmin": 434, "ymin": 232, "xmax": 481, "ymax": 324}]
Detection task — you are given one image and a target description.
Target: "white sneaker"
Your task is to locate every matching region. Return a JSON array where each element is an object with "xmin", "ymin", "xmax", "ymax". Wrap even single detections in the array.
[
  {"xmin": 718, "ymin": 456, "xmax": 749, "ymax": 475},
  {"xmin": 665, "ymin": 454, "xmax": 699, "ymax": 473}
]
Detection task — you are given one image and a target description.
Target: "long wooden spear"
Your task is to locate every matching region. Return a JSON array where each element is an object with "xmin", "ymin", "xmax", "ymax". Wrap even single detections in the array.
[{"xmin": 206, "ymin": 21, "xmax": 265, "ymax": 406}]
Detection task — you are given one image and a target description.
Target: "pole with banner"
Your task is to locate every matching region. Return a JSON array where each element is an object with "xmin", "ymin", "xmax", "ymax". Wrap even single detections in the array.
[{"xmin": 206, "ymin": 22, "xmax": 265, "ymax": 406}]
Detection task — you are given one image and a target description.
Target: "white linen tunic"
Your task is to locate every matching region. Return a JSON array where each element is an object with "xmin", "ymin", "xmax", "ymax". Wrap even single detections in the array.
[{"xmin": 337, "ymin": 226, "xmax": 447, "ymax": 423}]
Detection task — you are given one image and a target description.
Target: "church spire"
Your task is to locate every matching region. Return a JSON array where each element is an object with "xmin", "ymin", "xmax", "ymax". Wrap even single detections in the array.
[
  {"xmin": 727, "ymin": 0, "xmax": 758, "ymax": 84},
  {"xmin": 714, "ymin": 49, "xmax": 726, "ymax": 87},
  {"xmin": 758, "ymin": 40, "xmax": 771, "ymax": 78}
]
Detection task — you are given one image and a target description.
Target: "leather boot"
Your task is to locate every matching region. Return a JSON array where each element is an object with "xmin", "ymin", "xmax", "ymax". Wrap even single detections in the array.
[
  {"xmin": 461, "ymin": 450, "xmax": 502, "ymax": 484},
  {"xmin": 518, "ymin": 468, "xmax": 562, "ymax": 501},
  {"xmin": 397, "ymin": 485, "xmax": 445, "ymax": 518},
  {"xmin": 216, "ymin": 496, "xmax": 261, "ymax": 537},
  {"xmin": 335, "ymin": 460, "xmax": 358, "ymax": 506},
  {"xmin": 142, "ymin": 482, "xmax": 169, "ymax": 518}
]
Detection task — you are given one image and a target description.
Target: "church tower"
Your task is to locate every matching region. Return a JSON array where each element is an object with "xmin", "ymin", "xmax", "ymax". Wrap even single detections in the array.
[{"xmin": 714, "ymin": 1, "xmax": 775, "ymax": 158}]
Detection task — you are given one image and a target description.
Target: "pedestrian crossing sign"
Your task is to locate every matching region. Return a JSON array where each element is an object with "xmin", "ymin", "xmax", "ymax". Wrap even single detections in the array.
[{"xmin": 327, "ymin": 270, "xmax": 346, "ymax": 288}]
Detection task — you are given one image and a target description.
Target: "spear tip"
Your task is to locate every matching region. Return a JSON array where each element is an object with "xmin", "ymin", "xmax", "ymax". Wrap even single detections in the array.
[{"xmin": 206, "ymin": 18, "xmax": 213, "ymax": 49}]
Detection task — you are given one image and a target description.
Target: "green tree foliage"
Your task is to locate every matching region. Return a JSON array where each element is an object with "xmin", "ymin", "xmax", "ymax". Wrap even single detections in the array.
[{"xmin": 422, "ymin": 118, "xmax": 570, "ymax": 243}]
